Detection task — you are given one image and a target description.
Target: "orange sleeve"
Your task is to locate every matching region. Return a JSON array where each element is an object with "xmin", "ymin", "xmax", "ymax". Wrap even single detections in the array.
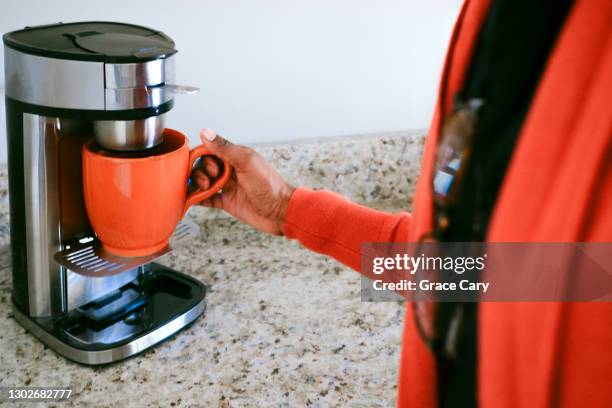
[{"xmin": 283, "ymin": 188, "xmax": 412, "ymax": 271}]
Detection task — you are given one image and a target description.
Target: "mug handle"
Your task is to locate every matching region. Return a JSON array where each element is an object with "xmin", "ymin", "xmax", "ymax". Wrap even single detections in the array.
[{"xmin": 183, "ymin": 145, "xmax": 233, "ymax": 217}]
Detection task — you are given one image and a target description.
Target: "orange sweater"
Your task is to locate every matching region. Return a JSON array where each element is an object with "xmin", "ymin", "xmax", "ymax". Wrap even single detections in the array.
[{"xmin": 284, "ymin": 0, "xmax": 612, "ymax": 406}]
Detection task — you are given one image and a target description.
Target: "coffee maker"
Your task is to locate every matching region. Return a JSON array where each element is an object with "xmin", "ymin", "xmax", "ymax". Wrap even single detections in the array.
[{"xmin": 3, "ymin": 22, "xmax": 206, "ymax": 364}]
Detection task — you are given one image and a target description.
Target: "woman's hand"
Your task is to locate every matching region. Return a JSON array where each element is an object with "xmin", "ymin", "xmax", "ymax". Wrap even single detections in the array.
[{"xmin": 190, "ymin": 129, "xmax": 295, "ymax": 235}]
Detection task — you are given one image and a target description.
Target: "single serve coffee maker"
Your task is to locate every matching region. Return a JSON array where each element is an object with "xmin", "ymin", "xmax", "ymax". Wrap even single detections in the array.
[{"xmin": 3, "ymin": 22, "xmax": 227, "ymax": 364}]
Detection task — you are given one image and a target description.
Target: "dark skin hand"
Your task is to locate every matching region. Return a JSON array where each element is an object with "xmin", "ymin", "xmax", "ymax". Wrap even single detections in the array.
[{"xmin": 190, "ymin": 129, "xmax": 296, "ymax": 236}]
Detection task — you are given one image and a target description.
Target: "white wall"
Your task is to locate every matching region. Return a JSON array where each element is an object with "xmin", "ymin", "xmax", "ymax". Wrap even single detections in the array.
[{"xmin": 0, "ymin": 0, "xmax": 462, "ymax": 163}]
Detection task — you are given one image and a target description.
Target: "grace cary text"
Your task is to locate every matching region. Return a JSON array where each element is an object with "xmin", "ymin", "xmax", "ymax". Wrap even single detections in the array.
[{"xmin": 372, "ymin": 279, "xmax": 490, "ymax": 293}]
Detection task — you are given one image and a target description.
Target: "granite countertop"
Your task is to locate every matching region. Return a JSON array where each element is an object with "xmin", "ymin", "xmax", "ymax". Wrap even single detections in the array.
[{"xmin": 0, "ymin": 131, "xmax": 424, "ymax": 407}]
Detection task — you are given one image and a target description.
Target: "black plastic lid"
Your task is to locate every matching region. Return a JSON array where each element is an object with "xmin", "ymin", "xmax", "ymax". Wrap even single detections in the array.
[{"xmin": 3, "ymin": 21, "xmax": 177, "ymax": 63}]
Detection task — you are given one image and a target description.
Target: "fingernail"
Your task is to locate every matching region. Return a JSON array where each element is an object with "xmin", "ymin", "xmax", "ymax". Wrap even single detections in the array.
[{"xmin": 200, "ymin": 128, "xmax": 217, "ymax": 142}]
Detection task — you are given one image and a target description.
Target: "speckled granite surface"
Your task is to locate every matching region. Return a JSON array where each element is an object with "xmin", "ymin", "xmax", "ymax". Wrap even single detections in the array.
[{"xmin": 0, "ymin": 132, "xmax": 424, "ymax": 407}]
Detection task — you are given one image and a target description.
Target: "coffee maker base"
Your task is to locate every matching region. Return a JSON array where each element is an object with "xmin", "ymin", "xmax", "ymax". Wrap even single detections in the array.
[{"xmin": 11, "ymin": 263, "xmax": 207, "ymax": 366}]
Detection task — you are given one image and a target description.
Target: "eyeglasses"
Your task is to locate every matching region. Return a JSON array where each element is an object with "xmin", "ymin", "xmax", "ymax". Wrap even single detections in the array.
[
  {"xmin": 432, "ymin": 98, "xmax": 484, "ymax": 216},
  {"xmin": 412, "ymin": 97, "xmax": 484, "ymax": 363}
]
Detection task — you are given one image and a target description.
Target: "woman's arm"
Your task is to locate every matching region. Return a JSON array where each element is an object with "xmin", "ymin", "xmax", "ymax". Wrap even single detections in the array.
[
  {"xmin": 192, "ymin": 129, "xmax": 412, "ymax": 272},
  {"xmin": 284, "ymin": 188, "xmax": 411, "ymax": 271}
]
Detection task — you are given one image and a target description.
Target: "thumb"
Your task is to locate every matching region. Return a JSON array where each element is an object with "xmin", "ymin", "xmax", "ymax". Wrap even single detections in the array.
[{"xmin": 199, "ymin": 128, "xmax": 248, "ymax": 168}]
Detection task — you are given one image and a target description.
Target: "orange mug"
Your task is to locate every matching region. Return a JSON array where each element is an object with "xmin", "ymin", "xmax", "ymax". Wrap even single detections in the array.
[{"xmin": 82, "ymin": 128, "xmax": 232, "ymax": 257}]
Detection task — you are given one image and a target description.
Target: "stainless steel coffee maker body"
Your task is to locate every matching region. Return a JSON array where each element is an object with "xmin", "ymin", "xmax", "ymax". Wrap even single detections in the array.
[{"xmin": 3, "ymin": 22, "xmax": 206, "ymax": 365}]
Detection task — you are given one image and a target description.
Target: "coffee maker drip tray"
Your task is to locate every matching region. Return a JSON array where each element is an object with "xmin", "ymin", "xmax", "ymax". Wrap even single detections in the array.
[
  {"xmin": 12, "ymin": 264, "xmax": 207, "ymax": 366},
  {"xmin": 54, "ymin": 220, "xmax": 198, "ymax": 277}
]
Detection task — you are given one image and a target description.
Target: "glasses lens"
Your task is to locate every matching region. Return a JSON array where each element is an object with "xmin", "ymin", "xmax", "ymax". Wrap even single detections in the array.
[{"xmin": 433, "ymin": 108, "xmax": 478, "ymax": 206}]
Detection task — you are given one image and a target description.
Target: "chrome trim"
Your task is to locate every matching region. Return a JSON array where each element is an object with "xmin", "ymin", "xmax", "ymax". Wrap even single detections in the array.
[
  {"xmin": 93, "ymin": 113, "xmax": 166, "ymax": 151},
  {"xmin": 12, "ymin": 297, "xmax": 206, "ymax": 365},
  {"xmin": 4, "ymin": 47, "xmax": 105, "ymax": 110},
  {"xmin": 23, "ymin": 114, "xmax": 63, "ymax": 317},
  {"xmin": 105, "ymin": 56, "xmax": 174, "ymax": 88},
  {"xmin": 104, "ymin": 55, "xmax": 175, "ymax": 110},
  {"xmin": 4, "ymin": 47, "xmax": 175, "ymax": 110},
  {"xmin": 104, "ymin": 85, "xmax": 171, "ymax": 111}
]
